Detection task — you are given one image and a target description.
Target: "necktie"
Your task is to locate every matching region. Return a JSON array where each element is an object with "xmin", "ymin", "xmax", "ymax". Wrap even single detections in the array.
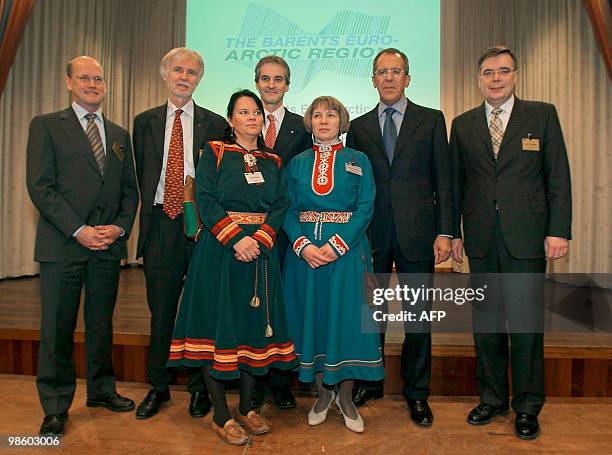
[
  {"xmin": 163, "ymin": 109, "xmax": 184, "ymax": 219},
  {"xmin": 264, "ymin": 113, "xmax": 276, "ymax": 149},
  {"xmin": 85, "ymin": 113, "xmax": 105, "ymax": 175},
  {"xmin": 383, "ymin": 107, "xmax": 397, "ymax": 164},
  {"xmin": 489, "ymin": 107, "xmax": 503, "ymax": 161}
]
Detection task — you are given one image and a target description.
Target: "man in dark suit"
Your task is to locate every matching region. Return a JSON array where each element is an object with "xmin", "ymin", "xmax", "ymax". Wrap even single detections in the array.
[
  {"xmin": 450, "ymin": 46, "xmax": 571, "ymax": 440},
  {"xmin": 27, "ymin": 56, "xmax": 139, "ymax": 436},
  {"xmin": 251, "ymin": 55, "xmax": 312, "ymax": 409},
  {"xmin": 346, "ymin": 48, "xmax": 453, "ymax": 426},
  {"xmin": 133, "ymin": 48, "xmax": 227, "ymax": 419}
]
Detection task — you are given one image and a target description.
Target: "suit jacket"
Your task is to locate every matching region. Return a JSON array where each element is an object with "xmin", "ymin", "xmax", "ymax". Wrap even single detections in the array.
[
  {"xmin": 26, "ymin": 107, "xmax": 139, "ymax": 262},
  {"xmin": 346, "ymin": 98, "xmax": 453, "ymax": 261},
  {"xmin": 450, "ymin": 97, "xmax": 572, "ymax": 259},
  {"xmin": 133, "ymin": 102, "xmax": 227, "ymax": 258},
  {"xmin": 272, "ymin": 108, "xmax": 312, "ymax": 164}
]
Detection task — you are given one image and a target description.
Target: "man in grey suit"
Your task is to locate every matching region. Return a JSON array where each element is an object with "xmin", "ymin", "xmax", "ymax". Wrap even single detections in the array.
[
  {"xmin": 346, "ymin": 48, "xmax": 453, "ymax": 426},
  {"xmin": 133, "ymin": 48, "xmax": 227, "ymax": 419},
  {"xmin": 251, "ymin": 55, "xmax": 312, "ymax": 409},
  {"xmin": 451, "ymin": 46, "xmax": 572, "ymax": 440},
  {"xmin": 27, "ymin": 56, "xmax": 139, "ymax": 436}
]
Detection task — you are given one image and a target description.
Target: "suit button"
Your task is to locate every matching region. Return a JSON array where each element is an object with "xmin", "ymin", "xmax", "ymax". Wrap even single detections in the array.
[
  {"xmin": 389, "ymin": 180, "xmax": 394, "ymax": 184},
  {"xmin": 496, "ymin": 177, "xmax": 501, "ymax": 182},
  {"xmin": 97, "ymin": 206, "xmax": 102, "ymax": 210}
]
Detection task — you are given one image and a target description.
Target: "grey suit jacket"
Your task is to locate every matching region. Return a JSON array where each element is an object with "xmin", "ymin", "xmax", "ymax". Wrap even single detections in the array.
[{"xmin": 26, "ymin": 107, "xmax": 139, "ymax": 262}]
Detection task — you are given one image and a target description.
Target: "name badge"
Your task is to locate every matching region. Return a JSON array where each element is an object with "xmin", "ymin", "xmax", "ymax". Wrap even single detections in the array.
[
  {"xmin": 244, "ymin": 172, "xmax": 265, "ymax": 184},
  {"xmin": 522, "ymin": 138, "xmax": 540, "ymax": 151},
  {"xmin": 345, "ymin": 163, "xmax": 362, "ymax": 175}
]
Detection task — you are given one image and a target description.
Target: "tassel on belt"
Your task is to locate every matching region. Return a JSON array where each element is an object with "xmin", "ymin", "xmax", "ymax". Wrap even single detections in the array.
[{"xmin": 298, "ymin": 210, "xmax": 352, "ymax": 240}]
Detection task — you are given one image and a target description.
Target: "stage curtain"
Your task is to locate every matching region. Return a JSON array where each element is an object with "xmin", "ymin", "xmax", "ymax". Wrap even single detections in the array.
[
  {"xmin": 583, "ymin": 0, "xmax": 612, "ymax": 80},
  {"xmin": 0, "ymin": 0, "xmax": 36, "ymax": 96},
  {"xmin": 0, "ymin": 0, "xmax": 185, "ymax": 277},
  {"xmin": 442, "ymin": 0, "xmax": 611, "ymax": 274}
]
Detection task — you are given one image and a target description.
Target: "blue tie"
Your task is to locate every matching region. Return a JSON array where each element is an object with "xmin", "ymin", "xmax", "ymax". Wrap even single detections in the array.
[{"xmin": 383, "ymin": 107, "xmax": 397, "ymax": 164}]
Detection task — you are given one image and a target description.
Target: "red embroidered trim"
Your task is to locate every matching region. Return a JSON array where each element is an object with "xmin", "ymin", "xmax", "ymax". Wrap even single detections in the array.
[
  {"xmin": 293, "ymin": 236, "xmax": 312, "ymax": 257},
  {"xmin": 311, "ymin": 144, "xmax": 343, "ymax": 196},
  {"xmin": 329, "ymin": 233, "xmax": 349, "ymax": 256}
]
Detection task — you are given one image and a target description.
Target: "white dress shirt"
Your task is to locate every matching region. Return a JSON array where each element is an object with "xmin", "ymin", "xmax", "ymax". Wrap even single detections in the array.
[
  {"xmin": 262, "ymin": 105, "xmax": 286, "ymax": 139},
  {"xmin": 484, "ymin": 95, "xmax": 515, "ymax": 131}
]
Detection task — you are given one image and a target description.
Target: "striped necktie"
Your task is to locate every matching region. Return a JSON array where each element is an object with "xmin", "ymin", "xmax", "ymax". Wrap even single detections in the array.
[
  {"xmin": 85, "ymin": 113, "xmax": 105, "ymax": 174},
  {"xmin": 264, "ymin": 113, "xmax": 276, "ymax": 149},
  {"xmin": 489, "ymin": 107, "xmax": 503, "ymax": 161}
]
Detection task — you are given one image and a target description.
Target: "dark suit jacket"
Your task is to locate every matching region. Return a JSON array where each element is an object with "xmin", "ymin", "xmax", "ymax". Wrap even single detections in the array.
[
  {"xmin": 450, "ymin": 97, "xmax": 572, "ymax": 259},
  {"xmin": 346, "ymin": 98, "xmax": 453, "ymax": 262},
  {"xmin": 272, "ymin": 108, "xmax": 312, "ymax": 164},
  {"xmin": 133, "ymin": 102, "xmax": 227, "ymax": 258},
  {"xmin": 26, "ymin": 107, "xmax": 139, "ymax": 262}
]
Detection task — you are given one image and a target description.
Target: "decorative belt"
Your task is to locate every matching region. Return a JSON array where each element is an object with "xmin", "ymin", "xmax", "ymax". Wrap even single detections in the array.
[
  {"xmin": 298, "ymin": 211, "xmax": 352, "ymax": 240},
  {"xmin": 299, "ymin": 211, "xmax": 352, "ymax": 223},
  {"xmin": 227, "ymin": 211, "xmax": 267, "ymax": 224}
]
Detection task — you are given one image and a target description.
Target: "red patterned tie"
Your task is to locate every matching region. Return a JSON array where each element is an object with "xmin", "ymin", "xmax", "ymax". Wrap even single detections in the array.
[
  {"xmin": 264, "ymin": 113, "xmax": 276, "ymax": 149},
  {"xmin": 163, "ymin": 109, "xmax": 184, "ymax": 219}
]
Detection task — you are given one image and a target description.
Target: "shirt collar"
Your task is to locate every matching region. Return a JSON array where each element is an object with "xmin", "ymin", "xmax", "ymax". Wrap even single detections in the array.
[
  {"xmin": 377, "ymin": 97, "xmax": 408, "ymax": 118},
  {"xmin": 264, "ymin": 105, "xmax": 285, "ymax": 125},
  {"xmin": 485, "ymin": 95, "xmax": 515, "ymax": 115},
  {"xmin": 72, "ymin": 101, "xmax": 103, "ymax": 121},
  {"xmin": 167, "ymin": 99, "xmax": 194, "ymax": 118}
]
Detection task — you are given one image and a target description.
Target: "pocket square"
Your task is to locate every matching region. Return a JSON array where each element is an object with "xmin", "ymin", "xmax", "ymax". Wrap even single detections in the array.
[{"xmin": 112, "ymin": 142, "xmax": 125, "ymax": 161}]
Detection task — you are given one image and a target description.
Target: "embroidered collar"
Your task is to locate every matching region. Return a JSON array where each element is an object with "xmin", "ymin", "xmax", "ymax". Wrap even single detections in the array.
[{"xmin": 312, "ymin": 142, "xmax": 343, "ymax": 153}]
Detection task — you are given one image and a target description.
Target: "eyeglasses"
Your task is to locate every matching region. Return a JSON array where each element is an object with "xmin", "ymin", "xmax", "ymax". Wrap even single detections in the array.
[
  {"xmin": 480, "ymin": 68, "xmax": 515, "ymax": 80},
  {"xmin": 74, "ymin": 74, "xmax": 106, "ymax": 84},
  {"xmin": 373, "ymin": 68, "xmax": 406, "ymax": 78}
]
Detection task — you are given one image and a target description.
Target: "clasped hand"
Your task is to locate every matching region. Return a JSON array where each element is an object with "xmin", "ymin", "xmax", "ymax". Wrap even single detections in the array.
[
  {"xmin": 301, "ymin": 244, "xmax": 338, "ymax": 269},
  {"xmin": 75, "ymin": 225, "xmax": 122, "ymax": 250},
  {"xmin": 233, "ymin": 236, "xmax": 260, "ymax": 262}
]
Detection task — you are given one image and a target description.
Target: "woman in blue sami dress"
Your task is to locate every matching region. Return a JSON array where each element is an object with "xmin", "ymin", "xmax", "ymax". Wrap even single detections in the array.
[
  {"xmin": 167, "ymin": 90, "xmax": 297, "ymax": 446},
  {"xmin": 283, "ymin": 96, "xmax": 384, "ymax": 433}
]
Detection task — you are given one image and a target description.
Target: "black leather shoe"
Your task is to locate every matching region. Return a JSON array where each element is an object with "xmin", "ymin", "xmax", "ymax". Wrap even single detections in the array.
[
  {"xmin": 251, "ymin": 381, "xmax": 268, "ymax": 408},
  {"xmin": 189, "ymin": 391, "xmax": 211, "ymax": 418},
  {"xmin": 270, "ymin": 386, "xmax": 296, "ymax": 409},
  {"xmin": 515, "ymin": 413, "xmax": 539, "ymax": 440},
  {"xmin": 39, "ymin": 414, "xmax": 66, "ymax": 436},
  {"xmin": 135, "ymin": 388, "xmax": 170, "ymax": 419},
  {"xmin": 407, "ymin": 399, "xmax": 433, "ymax": 426},
  {"xmin": 87, "ymin": 392, "xmax": 135, "ymax": 412},
  {"xmin": 352, "ymin": 384, "xmax": 384, "ymax": 407},
  {"xmin": 467, "ymin": 403, "xmax": 509, "ymax": 425}
]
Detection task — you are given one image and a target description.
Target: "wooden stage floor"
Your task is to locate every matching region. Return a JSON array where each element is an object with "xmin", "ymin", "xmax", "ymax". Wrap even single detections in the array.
[
  {"xmin": 1, "ymin": 374, "xmax": 612, "ymax": 454},
  {"xmin": 1, "ymin": 267, "xmax": 611, "ymax": 397}
]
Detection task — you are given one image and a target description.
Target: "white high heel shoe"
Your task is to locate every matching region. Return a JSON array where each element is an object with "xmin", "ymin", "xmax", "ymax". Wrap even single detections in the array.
[
  {"xmin": 335, "ymin": 393, "xmax": 364, "ymax": 433},
  {"xmin": 308, "ymin": 391, "xmax": 336, "ymax": 426}
]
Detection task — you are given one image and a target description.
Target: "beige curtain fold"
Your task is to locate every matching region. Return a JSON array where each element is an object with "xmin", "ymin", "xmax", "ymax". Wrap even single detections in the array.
[
  {"xmin": 442, "ymin": 0, "xmax": 611, "ymax": 273},
  {"xmin": 0, "ymin": 0, "xmax": 185, "ymax": 277}
]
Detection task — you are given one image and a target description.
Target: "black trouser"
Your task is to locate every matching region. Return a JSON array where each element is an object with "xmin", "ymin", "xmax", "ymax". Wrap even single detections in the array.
[
  {"xmin": 142, "ymin": 206, "xmax": 204, "ymax": 393},
  {"xmin": 37, "ymin": 256, "xmax": 121, "ymax": 416},
  {"xmin": 468, "ymin": 218, "xmax": 546, "ymax": 416},
  {"xmin": 358, "ymin": 225, "xmax": 434, "ymax": 401}
]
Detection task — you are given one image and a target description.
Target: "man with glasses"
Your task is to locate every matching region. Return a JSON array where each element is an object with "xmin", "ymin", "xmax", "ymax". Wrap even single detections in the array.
[
  {"xmin": 27, "ymin": 56, "xmax": 139, "ymax": 436},
  {"xmin": 450, "ymin": 46, "xmax": 571, "ymax": 440},
  {"xmin": 251, "ymin": 55, "xmax": 312, "ymax": 410},
  {"xmin": 133, "ymin": 47, "xmax": 227, "ymax": 420},
  {"xmin": 346, "ymin": 48, "xmax": 453, "ymax": 427}
]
